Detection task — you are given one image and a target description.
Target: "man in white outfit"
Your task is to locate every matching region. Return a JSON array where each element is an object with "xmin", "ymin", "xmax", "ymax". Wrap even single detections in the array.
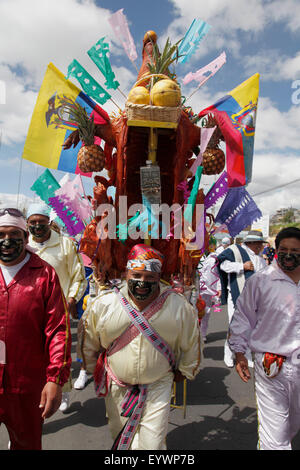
[
  {"xmin": 217, "ymin": 230, "xmax": 266, "ymax": 367},
  {"xmin": 81, "ymin": 244, "xmax": 201, "ymax": 450},
  {"xmin": 228, "ymin": 227, "xmax": 300, "ymax": 450}
]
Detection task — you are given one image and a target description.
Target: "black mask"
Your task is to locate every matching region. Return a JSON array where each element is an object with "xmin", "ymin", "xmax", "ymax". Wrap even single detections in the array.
[
  {"xmin": 28, "ymin": 223, "xmax": 49, "ymax": 239},
  {"xmin": 128, "ymin": 279, "xmax": 159, "ymax": 301},
  {"xmin": 0, "ymin": 238, "xmax": 24, "ymax": 263},
  {"xmin": 277, "ymin": 252, "xmax": 300, "ymax": 271}
]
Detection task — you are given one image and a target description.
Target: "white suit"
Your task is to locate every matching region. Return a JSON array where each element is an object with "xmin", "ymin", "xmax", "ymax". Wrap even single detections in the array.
[
  {"xmin": 220, "ymin": 243, "xmax": 266, "ymax": 367},
  {"xmin": 229, "ymin": 261, "xmax": 300, "ymax": 449},
  {"xmin": 81, "ymin": 282, "xmax": 201, "ymax": 450}
]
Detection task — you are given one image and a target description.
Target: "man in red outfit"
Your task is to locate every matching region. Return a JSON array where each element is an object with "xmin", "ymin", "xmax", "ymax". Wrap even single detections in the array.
[{"xmin": 0, "ymin": 208, "xmax": 71, "ymax": 450}]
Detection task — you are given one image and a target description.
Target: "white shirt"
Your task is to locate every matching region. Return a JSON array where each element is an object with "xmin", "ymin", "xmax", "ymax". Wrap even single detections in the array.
[
  {"xmin": 82, "ymin": 282, "xmax": 202, "ymax": 383},
  {"xmin": 0, "ymin": 253, "xmax": 30, "ymax": 285},
  {"xmin": 28, "ymin": 230, "xmax": 87, "ymax": 302},
  {"xmin": 220, "ymin": 243, "xmax": 266, "ymax": 276},
  {"xmin": 229, "ymin": 260, "xmax": 300, "ymax": 357},
  {"xmin": 198, "ymin": 253, "xmax": 220, "ymax": 297}
]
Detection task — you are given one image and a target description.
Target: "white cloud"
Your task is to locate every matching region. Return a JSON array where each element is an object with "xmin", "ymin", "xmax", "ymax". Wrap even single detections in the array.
[
  {"xmin": 0, "ymin": 192, "xmax": 34, "ymax": 211},
  {"xmin": 265, "ymin": 0, "xmax": 300, "ymax": 32},
  {"xmin": 0, "ymin": 0, "xmax": 113, "ymax": 86},
  {"xmin": 255, "ymin": 96, "xmax": 300, "ymax": 151},
  {"xmin": 244, "ymin": 50, "xmax": 300, "ymax": 82},
  {"xmin": 248, "ymin": 151, "xmax": 300, "ymax": 214},
  {"xmin": 0, "ymin": 64, "xmax": 37, "ymax": 146}
]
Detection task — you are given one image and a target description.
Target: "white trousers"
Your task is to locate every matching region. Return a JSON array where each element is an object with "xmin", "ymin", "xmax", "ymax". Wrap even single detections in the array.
[
  {"xmin": 200, "ymin": 294, "xmax": 213, "ymax": 339},
  {"xmin": 224, "ymin": 292, "xmax": 253, "ymax": 367},
  {"xmin": 254, "ymin": 352, "xmax": 300, "ymax": 450},
  {"xmin": 105, "ymin": 373, "xmax": 174, "ymax": 450}
]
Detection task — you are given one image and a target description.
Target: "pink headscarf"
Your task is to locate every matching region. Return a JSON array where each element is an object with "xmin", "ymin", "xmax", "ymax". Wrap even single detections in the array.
[{"xmin": 0, "ymin": 213, "xmax": 28, "ymax": 232}]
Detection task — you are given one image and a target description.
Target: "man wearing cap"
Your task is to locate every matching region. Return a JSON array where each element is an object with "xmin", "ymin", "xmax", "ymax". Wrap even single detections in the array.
[
  {"xmin": 0, "ymin": 208, "xmax": 71, "ymax": 449},
  {"xmin": 228, "ymin": 227, "xmax": 300, "ymax": 450},
  {"xmin": 80, "ymin": 244, "xmax": 201, "ymax": 450},
  {"xmin": 215, "ymin": 236, "xmax": 231, "ymax": 255},
  {"xmin": 217, "ymin": 230, "xmax": 266, "ymax": 367},
  {"xmin": 27, "ymin": 203, "xmax": 87, "ymax": 410}
]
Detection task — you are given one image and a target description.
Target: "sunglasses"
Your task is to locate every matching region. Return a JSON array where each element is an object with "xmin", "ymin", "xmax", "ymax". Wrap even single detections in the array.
[{"xmin": 0, "ymin": 208, "xmax": 25, "ymax": 218}]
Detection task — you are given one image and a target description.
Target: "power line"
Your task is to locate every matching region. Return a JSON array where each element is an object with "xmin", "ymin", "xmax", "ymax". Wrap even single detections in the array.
[{"xmin": 250, "ymin": 178, "xmax": 300, "ymax": 197}]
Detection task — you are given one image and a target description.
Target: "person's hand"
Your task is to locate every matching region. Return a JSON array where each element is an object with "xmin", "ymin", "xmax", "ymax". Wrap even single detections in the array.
[
  {"xmin": 67, "ymin": 297, "xmax": 78, "ymax": 319},
  {"xmin": 243, "ymin": 261, "xmax": 254, "ymax": 271},
  {"xmin": 174, "ymin": 370, "xmax": 186, "ymax": 382},
  {"xmin": 39, "ymin": 382, "xmax": 62, "ymax": 419},
  {"xmin": 235, "ymin": 352, "xmax": 251, "ymax": 383}
]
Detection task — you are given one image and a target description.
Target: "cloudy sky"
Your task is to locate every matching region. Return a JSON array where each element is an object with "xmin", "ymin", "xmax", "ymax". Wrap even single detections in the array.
[{"xmin": 0, "ymin": 0, "xmax": 300, "ymax": 217}]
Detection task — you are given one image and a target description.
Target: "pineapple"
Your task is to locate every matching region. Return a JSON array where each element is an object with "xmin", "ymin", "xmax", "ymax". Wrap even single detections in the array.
[
  {"xmin": 201, "ymin": 114, "xmax": 225, "ymax": 175},
  {"xmin": 147, "ymin": 37, "xmax": 182, "ymax": 82},
  {"xmin": 54, "ymin": 96, "xmax": 105, "ymax": 173}
]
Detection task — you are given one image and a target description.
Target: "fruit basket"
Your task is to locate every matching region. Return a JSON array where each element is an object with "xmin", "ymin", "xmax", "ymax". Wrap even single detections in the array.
[{"xmin": 125, "ymin": 74, "xmax": 182, "ymax": 124}]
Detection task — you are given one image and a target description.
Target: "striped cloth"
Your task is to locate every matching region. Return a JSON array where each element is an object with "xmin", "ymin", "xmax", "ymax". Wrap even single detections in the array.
[{"xmin": 110, "ymin": 287, "xmax": 176, "ymax": 450}]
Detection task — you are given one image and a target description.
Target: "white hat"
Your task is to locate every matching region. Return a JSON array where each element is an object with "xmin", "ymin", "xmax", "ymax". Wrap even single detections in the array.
[
  {"xmin": 221, "ymin": 237, "xmax": 231, "ymax": 245},
  {"xmin": 27, "ymin": 203, "xmax": 50, "ymax": 219}
]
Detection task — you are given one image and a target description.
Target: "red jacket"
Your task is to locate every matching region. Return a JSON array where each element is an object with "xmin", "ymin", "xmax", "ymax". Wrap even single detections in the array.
[{"xmin": 0, "ymin": 252, "xmax": 71, "ymax": 394}]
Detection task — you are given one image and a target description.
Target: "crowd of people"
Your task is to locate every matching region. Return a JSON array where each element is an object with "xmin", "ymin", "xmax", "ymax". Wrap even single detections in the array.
[{"xmin": 0, "ymin": 203, "xmax": 299, "ymax": 451}]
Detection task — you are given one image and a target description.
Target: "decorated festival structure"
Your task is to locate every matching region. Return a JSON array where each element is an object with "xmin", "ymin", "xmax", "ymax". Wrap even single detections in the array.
[{"xmin": 22, "ymin": 10, "xmax": 262, "ymax": 315}]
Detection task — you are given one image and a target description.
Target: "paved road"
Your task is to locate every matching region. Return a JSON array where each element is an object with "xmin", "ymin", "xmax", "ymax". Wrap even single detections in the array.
[{"xmin": 1, "ymin": 305, "xmax": 300, "ymax": 450}]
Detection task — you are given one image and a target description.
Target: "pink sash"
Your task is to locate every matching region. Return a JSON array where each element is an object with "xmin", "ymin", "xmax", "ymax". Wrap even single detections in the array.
[{"xmin": 94, "ymin": 287, "xmax": 174, "ymax": 397}]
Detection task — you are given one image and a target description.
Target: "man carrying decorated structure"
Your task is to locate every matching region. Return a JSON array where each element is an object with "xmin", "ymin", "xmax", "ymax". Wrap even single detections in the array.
[{"xmin": 80, "ymin": 243, "xmax": 201, "ymax": 450}]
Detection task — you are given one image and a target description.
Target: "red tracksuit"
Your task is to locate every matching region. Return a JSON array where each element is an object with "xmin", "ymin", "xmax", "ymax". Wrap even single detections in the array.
[{"xmin": 0, "ymin": 252, "xmax": 71, "ymax": 449}]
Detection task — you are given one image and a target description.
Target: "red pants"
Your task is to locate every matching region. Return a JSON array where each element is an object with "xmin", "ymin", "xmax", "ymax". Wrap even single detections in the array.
[{"xmin": 0, "ymin": 392, "xmax": 43, "ymax": 450}]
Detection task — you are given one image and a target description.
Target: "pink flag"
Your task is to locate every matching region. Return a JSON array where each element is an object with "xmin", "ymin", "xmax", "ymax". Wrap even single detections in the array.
[
  {"xmin": 194, "ymin": 209, "xmax": 206, "ymax": 251},
  {"xmin": 190, "ymin": 126, "xmax": 216, "ymax": 175},
  {"xmin": 183, "ymin": 51, "xmax": 226, "ymax": 86},
  {"xmin": 108, "ymin": 9, "xmax": 137, "ymax": 63}
]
